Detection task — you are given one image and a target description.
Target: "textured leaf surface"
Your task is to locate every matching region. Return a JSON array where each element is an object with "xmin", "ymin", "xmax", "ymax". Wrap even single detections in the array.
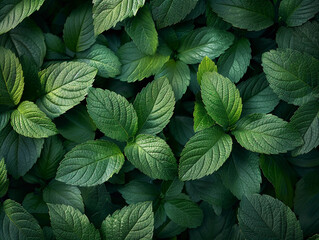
[
  {"xmin": 209, "ymin": 0, "xmax": 274, "ymax": 31},
  {"xmin": 93, "ymin": 0, "xmax": 145, "ymax": 35},
  {"xmin": 262, "ymin": 49, "xmax": 319, "ymax": 106},
  {"xmin": 197, "ymin": 56, "xmax": 217, "ymax": 85},
  {"xmin": 56, "ymin": 140, "xmax": 124, "ymax": 186},
  {"xmin": 87, "ymin": 87, "xmax": 138, "ymax": 142},
  {"xmin": 177, "ymin": 27, "xmax": 234, "ymax": 64},
  {"xmin": 179, "ymin": 126, "xmax": 232, "ymax": 181},
  {"xmin": 201, "ymin": 72, "xmax": 242, "ymax": 128},
  {"xmin": 193, "ymin": 97, "xmax": 215, "ymax": 132},
  {"xmin": 101, "ymin": 202, "xmax": 154, "ymax": 240},
  {"xmin": 133, "ymin": 77, "xmax": 175, "ymax": 135},
  {"xmin": 124, "ymin": 134, "xmax": 177, "ymax": 180},
  {"xmin": 11, "ymin": 101, "xmax": 57, "ymax": 138},
  {"xmin": 232, "ymin": 113, "xmax": 303, "ymax": 154},
  {"xmin": 238, "ymin": 194, "xmax": 303, "ymax": 240},
  {"xmin": 0, "ymin": 111, "xmax": 10, "ymax": 132},
  {"xmin": 0, "ymin": 158, "xmax": 9, "ymax": 198},
  {"xmin": 36, "ymin": 62, "xmax": 97, "ymax": 119},
  {"xmin": 48, "ymin": 204, "xmax": 101, "ymax": 240}
]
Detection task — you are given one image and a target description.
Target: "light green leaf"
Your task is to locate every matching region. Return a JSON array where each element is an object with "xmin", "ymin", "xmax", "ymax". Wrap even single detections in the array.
[
  {"xmin": 0, "ymin": 199, "xmax": 44, "ymax": 240},
  {"xmin": 36, "ymin": 62, "xmax": 97, "ymax": 119},
  {"xmin": 0, "ymin": 47, "xmax": 24, "ymax": 107},
  {"xmin": 150, "ymin": 0, "xmax": 198, "ymax": 28},
  {"xmin": 0, "ymin": 158, "xmax": 9, "ymax": 198},
  {"xmin": 101, "ymin": 202, "xmax": 154, "ymax": 240},
  {"xmin": 179, "ymin": 126, "xmax": 233, "ymax": 181},
  {"xmin": 124, "ymin": 134, "xmax": 177, "ymax": 180},
  {"xmin": 155, "ymin": 59, "xmax": 190, "ymax": 100},
  {"xmin": 48, "ymin": 204, "xmax": 101, "ymax": 240},
  {"xmin": 290, "ymin": 101, "xmax": 319, "ymax": 156},
  {"xmin": 201, "ymin": 71, "xmax": 242, "ymax": 128},
  {"xmin": 238, "ymin": 194, "xmax": 303, "ymax": 240},
  {"xmin": 193, "ymin": 96, "xmax": 215, "ymax": 132},
  {"xmin": 217, "ymin": 38, "xmax": 251, "ymax": 83},
  {"xmin": 209, "ymin": 0, "xmax": 274, "ymax": 31},
  {"xmin": 0, "ymin": 0, "xmax": 45, "ymax": 34},
  {"xmin": 232, "ymin": 113, "xmax": 303, "ymax": 154},
  {"xmin": 279, "ymin": 0, "xmax": 319, "ymax": 27},
  {"xmin": 0, "ymin": 124, "xmax": 44, "ymax": 178},
  {"xmin": 125, "ymin": 5, "xmax": 158, "ymax": 55},
  {"xmin": 177, "ymin": 27, "xmax": 234, "ymax": 64},
  {"xmin": 93, "ymin": 0, "xmax": 145, "ymax": 35},
  {"xmin": 63, "ymin": 3, "xmax": 95, "ymax": 52},
  {"xmin": 87, "ymin": 87, "xmax": 138, "ymax": 142},
  {"xmin": 262, "ymin": 48, "xmax": 319, "ymax": 106},
  {"xmin": 117, "ymin": 41, "xmax": 170, "ymax": 82},
  {"xmin": 56, "ymin": 140, "xmax": 124, "ymax": 187},
  {"xmin": 76, "ymin": 44, "xmax": 121, "ymax": 78},
  {"xmin": 11, "ymin": 101, "xmax": 57, "ymax": 138},
  {"xmin": 133, "ymin": 77, "xmax": 175, "ymax": 135},
  {"xmin": 197, "ymin": 56, "xmax": 217, "ymax": 85}
]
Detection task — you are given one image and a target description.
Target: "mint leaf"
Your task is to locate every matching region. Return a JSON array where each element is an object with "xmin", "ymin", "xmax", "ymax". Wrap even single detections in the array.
[
  {"xmin": 56, "ymin": 140, "xmax": 124, "ymax": 186},
  {"xmin": 0, "ymin": 111, "xmax": 10, "ymax": 132},
  {"xmin": 0, "ymin": 158, "xmax": 9, "ymax": 198},
  {"xmin": 44, "ymin": 33, "xmax": 69, "ymax": 60},
  {"xmin": 197, "ymin": 56, "xmax": 217, "ymax": 85},
  {"xmin": 87, "ymin": 87, "xmax": 138, "ymax": 142},
  {"xmin": 193, "ymin": 96, "xmax": 215, "ymax": 132}
]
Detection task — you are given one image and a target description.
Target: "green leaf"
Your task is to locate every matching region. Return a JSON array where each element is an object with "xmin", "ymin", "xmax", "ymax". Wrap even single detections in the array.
[
  {"xmin": 161, "ymin": 178, "xmax": 184, "ymax": 197},
  {"xmin": 48, "ymin": 204, "xmax": 101, "ymax": 240},
  {"xmin": 44, "ymin": 33, "xmax": 69, "ymax": 60},
  {"xmin": 124, "ymin": 134, "xmax": 177, "ymax": 180},
  {"xmin": 0, "ymin": 47, "xmax": 24, "ymax": 107},
  {"xmin": 164, "ymin": 195, "xmax": 203, "ymax": 228},
  {"xmin": 56, "ymin": 140, "xmax": 124, "ymax": 187},
  {"xmin": 156, "ymin": 220, "xmax": 186, "ymax": 238},
  {"xmin": 276, "ymin": 22, "xmax": 319, "ymax": 59},
  {"xmin": 10, "ymin": 101, "xmax": 57, "ymax": 138},
  {"xmin": 262, "ymin": 49, "xmax": 319, "ymax": 106},
  {"xmin": 117, "ymin": 41, "xmax": 170, "ymax": 82},
  {"xmin": 290, "ymin": 101, "xmax": 319, "ymax": 156},
  {"xmin": 206, "ymin": 5, "xmax": 232, "ymax": 30},
  {"xmin": 22, "ymin": 192, "xmax": 47, "ymax": 215},
  {"xmin": 201, "ymin": 71, "xmax": 242, "ymax": 128},
  {"xmin": 197, "ymin": 56, "xmax": 217, "ymax": 85},
  {"xmin": 0, "ymin": 0, "xmax": 45, "ymax": 35},
  {"xmin": 193, "ymin": 96, "xmax": 215, "ymax": 132},
  {"xmin": 279, "ymin": 0, "xmax": 319, "ymax": 27},
  {"xmin": 0, "ymin": 158, "xmax": 9, "ymax": 198},
  {"xmin": 76, "ymin": 44, "xmax": 121, "ymax": 78},
  {"xmin": 0, "ymin": 124, "xmax": 44, "ymax": 178},
  {"xmin": 237, "ymin": 73, "xmax": 279, "ymax": 116},
  {"xmin": 177, "ymin": 27, "xmax": 234, "ymax": 64},
  {"xmin": 179, "ymin": 126, "xmax": 232, "ymax": 181},
  {"xmin": 43, "ymin": 180, "xmax": 84, "ymax": 213},
  {"xmin": 0, "ymin": 19, "xmax": 46, "ymax": 67},
  {"xmin": 93, "ymin": 0, "xmax": 145, "ymax": 35},
  {"xmin": 155, "ymin": 59, "xmax": 190, "ymax": 100},
  {"xmin": 217, "ymin": 38, "xmax": 251, "ymax": 83},
  {"xmin": 133, "ymin": 77, "xmax": 175, "ymax": 135},
  {"xmin": 150, "ymin": 0, "xmax": 199, "ymax": 28},
  {"xmin": 238, "ymin": 194, "xmax": 303, "ymax": 240},
  {"xmin": 232, "ymin": 113, "xmax": 303, "ymax": 154},
  {"xmin": 63, "ymin": 3, "xmax": 95, "ymax": 52},
  {"xmin": 219, "ymin": 147, "xmax": 261, "ymax": 199},
  {"xmin": 0, "ymin": 111, "xmax": 10, "ymax": 132},
  {"xmin": 260, "ymin": 154, "xmax": 297, "ymax": 208},
  {"xmin": 36, "ymin": 62, "xmax": 97, "ymax": 119},
  {"xmin": 101, "ymin": 202, "xmax": 154, "ymax": 240},
  {"xmin": 209, "ymin": 0, "xmax": 275, "ymax": 31},
  {"xmin": 125, "ymin": 5, "xmax": 158, "ymax": 55},
  {"xmin": 169, "ymin": 116, "xmax": 195, "ymax": 146},
  {"xmin": 87, "ymin": 87, "xmax": 138, "ymax": 142}
]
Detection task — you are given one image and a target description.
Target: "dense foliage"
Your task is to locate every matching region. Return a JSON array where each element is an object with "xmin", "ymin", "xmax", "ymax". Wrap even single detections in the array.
[{"xmin": 0, "ymin": 0, "xmax": 319, "ymax": 239}]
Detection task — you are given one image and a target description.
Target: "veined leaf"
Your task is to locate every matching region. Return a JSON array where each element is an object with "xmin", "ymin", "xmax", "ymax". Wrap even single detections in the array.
[
  {"xmin": 232, "ymin": 113, "xmax": 303, "ymax": 154},
  {"xmin": 197, "ymin": 56, "xmax": 217, "ymax": 85},
  {"xmin": 209, "ymin": 0, "xmax": 274, "ymax": 31},
  {"xmin": 179, "ymin": 126, "xmax": 232, "ymax": 181},
  {"xmin": 124, "ymin": 134, "xmax": 177, "ymax": 180},
  {"xmin": 11, "ymin": 101, "xmax": 57, "ymax": 138},
  {"xmin": 87, "ymin": 87, "xmax": 138, "ymax": 142},
  {"xmin": 93, "ymin": 0, "xmax": 145, "ymax": 35},
  {"xmin": 44, "ymin": 33, "xmax": 69, "ymax": 60},
  {"xmin": 0, "ymin": 158, "xmax": 9, "ymax": 198},
  {"xmin": 177, "ymin": 27, "xmax": 234, "ymax": 64},
  {"xmin": 56, "ymin": 140, "xmax": 125, "ymax": 187},
  {"xmin": 101, "ymin": 202, "xmax": 154, "ymax": 240},
  {"xmin": 133, "ymin": 77, "xmax": 175, "ymax": 135},
  {"xmin": 169, "ymin": 116, "xmax": 195, "ymax": 146},
  {"xmin": 201, "ymin": 71, "xmax": 242, "ymax": 128},
  {"xmin": 36, "ymin": 62, "xmax": 97, "ymax": 119},
  {"xmin": 193, "ymin": 96, "xmax": 215, "ymax": 132},
  {"xmin": 0, "ymin": 0, "xmax": 45, "ymax": 34}
]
